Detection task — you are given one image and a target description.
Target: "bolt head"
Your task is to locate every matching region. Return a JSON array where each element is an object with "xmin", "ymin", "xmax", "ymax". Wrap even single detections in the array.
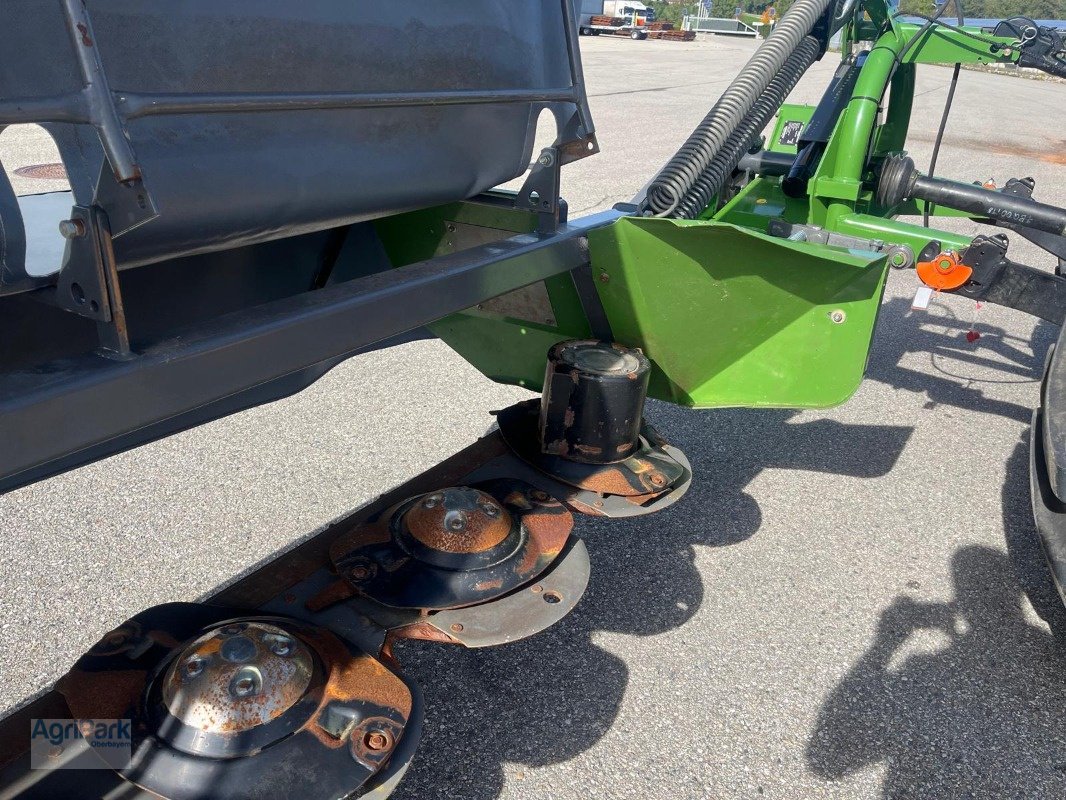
[
  {"xmin": 184, "ymin": 656, "xmax": 206, "ymax": 678},
  {"xmin": 58, "ymin": 219, "xmax": 85, "ymax": 239},
  {"xmin": 364, "ymin": 730, "xmax": 391, "ymax": 751},
  {"xmin": 229, "ymin": 666, "xmax": 262, "ymax": 698},
  {"xmin": 830, "ymin": 310, "xmax": 847, "ymax": 324},
  {"xmin": 267, "ymin": 635, "xmax": 295, "ymax": 657}
]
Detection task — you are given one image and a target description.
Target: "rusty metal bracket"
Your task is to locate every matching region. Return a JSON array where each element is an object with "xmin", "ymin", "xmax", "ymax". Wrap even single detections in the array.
[
  {"xmin": 93, "ymin": 159, "xmax": 158, "ymax": 238},
  {"xmin": 53, "ymin": 205, "xmax": 131, "ymax": 357}
]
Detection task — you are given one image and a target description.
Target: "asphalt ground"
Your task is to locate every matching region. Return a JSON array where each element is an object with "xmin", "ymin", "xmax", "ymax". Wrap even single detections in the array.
[{"xmin": 2, "ymin": 33, "xmax": 1066, "ymax": 800}]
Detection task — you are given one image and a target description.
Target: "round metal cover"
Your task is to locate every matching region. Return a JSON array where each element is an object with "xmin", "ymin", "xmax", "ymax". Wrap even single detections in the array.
[
  {"xmin": 402, "ymin": 487, "xmax": 515, "ymax": 563},
  {"xmin": 330, "ymin": 478, "xmax": 574, "ymax": 610},
  {"xmin": 557, "ymin": 340, "xmax": 645, "ymax": 375},
  {"xmin": 162, "ymin": 621, "xmax": 315, "ymax": 737},
  {"xmin": 496, "ymin": 399, "xmax": 692, "ymax": 516},
  {"xmin": 13, "ymin": 162, "xmax": 67, "ymax": 179},
  {"xmin": 387, "ymin": 536, "xmax": 592, "ymax": 648}
]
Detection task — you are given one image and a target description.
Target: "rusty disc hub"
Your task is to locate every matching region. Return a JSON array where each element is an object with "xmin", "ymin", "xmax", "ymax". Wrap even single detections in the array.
[
  {"xmin": 57, "ymin": 604, "xmax": 419, "ymax": 800},
  {"xmin": 162, "ymin": 621, "xmax": 315, "ymax": 736},
  {"xmin": 403, "ymin": 487, "xmax": 513, "ymax": 557},
  {"xmin": 330, "ymin": 479, "xmax": 574, "ymax": 610}
]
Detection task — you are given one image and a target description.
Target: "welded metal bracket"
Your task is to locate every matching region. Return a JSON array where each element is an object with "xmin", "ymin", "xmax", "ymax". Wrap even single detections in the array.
[
  {"xmin": 93, "ymin": 159, "xmax": 158, "ymax": 238},
  {"xmin": 518, "ymin": 146, "xmax": 565, "ymax": 234},
  {"xmin": 52, "ymin": 205, "xmax": 131, "ymax": 357},
  {"xmin": 517, "ymin": 101, "xmax": 599, "ymax": 234},
  {"xmin": 55, "ymin": 206, "xmax": 110, "ymax": 322},
  {"xmin": 60, "ymin": 0, "xmax": 141, "ymax": 184}
]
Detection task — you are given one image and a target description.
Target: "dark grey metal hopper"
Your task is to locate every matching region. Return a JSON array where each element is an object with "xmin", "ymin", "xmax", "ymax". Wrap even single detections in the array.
[
  {"xmin": 0, "ymin": 0, "xmax": 603, "ymax": 493},
  {"xmin": 0, "ymin": 0, "xmax": 596, "ymax": 286}
]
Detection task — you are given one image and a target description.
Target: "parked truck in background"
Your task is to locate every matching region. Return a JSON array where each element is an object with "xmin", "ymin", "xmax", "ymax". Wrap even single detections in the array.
[
  {"xmin": 602, "ymin": 1, "xmax": 655, "ymax": 20},
  {"xmin": 578, "ymin": 0, "xmax": 654, "ymax": 37}
]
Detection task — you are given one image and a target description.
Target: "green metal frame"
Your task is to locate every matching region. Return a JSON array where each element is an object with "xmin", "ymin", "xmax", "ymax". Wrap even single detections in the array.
[
  {"xmin": 378, "ymin": 3, "xmax": 1033, "ymax": 409},
  {"xmin": 794, "ymin": 16, "xmax": 1017, "ymax": 256},
  {"xmin": 374, "ymin": 197, "xmax": 594, "ymax": 390}
]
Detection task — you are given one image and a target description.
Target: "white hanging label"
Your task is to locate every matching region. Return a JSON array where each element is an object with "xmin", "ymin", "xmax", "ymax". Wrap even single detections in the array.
[{"xmin": 912, "ymin": 285, "xmax": 934, "ymax": 310}]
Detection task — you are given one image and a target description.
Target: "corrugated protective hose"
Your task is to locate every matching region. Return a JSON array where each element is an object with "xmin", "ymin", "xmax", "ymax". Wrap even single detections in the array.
[
  {"xmin": 642, "ymin": 0, "xmax": 833, "ymax": 218},
  {"xmin": 672, "ymin": 35, "xmax": 822, "ymax": 220}
]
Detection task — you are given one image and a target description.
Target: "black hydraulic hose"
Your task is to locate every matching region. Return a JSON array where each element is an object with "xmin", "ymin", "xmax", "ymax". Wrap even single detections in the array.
[
  {"xmin": 896, "ymin": 4, "xmax": 950, "ymax": 65},
  {"xmin": 736, "ymin": 149, "xmax": 795, "ymax": 176},
  {"xmin": 641, "ymin": 0, "xmax": 833, "ymax": 217},
  {"xmin": 672, "ymin": 36, "xmax": 822, "ymax": 220}
]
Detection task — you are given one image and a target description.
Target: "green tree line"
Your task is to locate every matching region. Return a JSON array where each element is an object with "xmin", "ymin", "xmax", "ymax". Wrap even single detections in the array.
[
  {"xmin": 649, "ymin": 0, "xmax": 1064, "ymax": 21},
  {"xmin": 901, "ymin": 0, "xmax": 1064, "ymax": 18}
]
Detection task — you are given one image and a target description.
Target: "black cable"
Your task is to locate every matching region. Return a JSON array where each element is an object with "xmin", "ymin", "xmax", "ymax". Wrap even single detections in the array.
[
  {"xmin": 896, "ymin": 11, "xmax": 1004, "ymax": 53},
  {"xmin": 896, "ymin": 5, "xmax": 946, "ymax": 64},
  {"xmin": 924, "ymin": 62, "xmax": 961, "ymax": 228}
]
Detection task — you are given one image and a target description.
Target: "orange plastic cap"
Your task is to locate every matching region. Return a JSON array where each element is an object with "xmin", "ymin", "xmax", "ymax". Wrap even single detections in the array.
[{"xmin": 916, "ymin": 251, "xmax": 973, "ymax": 291}]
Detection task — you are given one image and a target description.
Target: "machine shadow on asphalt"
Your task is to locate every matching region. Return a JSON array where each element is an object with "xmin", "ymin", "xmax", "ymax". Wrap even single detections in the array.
[
  {"xmin": 807, "ymin": 538, "xmax": 1066, "ymax": 796},
  {"xmin": 866, "ymin": 296, "xmax": 1058, "ymax": 425},
  {"xmin": 390, "ymin": 405, "xmax": 917, "ymax": 798},
  {"xmin": 806, "ymin": 316, "xmax": 1066, "ymax": 796}
]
